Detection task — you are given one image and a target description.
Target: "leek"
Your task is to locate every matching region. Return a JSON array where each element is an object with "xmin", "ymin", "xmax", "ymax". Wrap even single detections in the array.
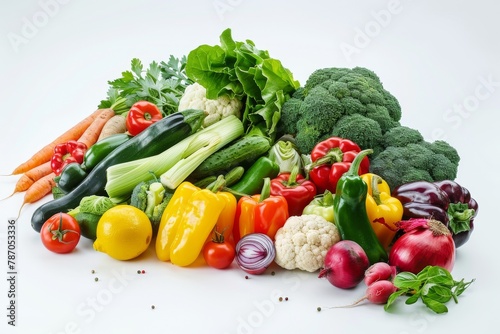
[{"xmin": 105, "ymin": 115, "xmax": 244, "ymax": 201}]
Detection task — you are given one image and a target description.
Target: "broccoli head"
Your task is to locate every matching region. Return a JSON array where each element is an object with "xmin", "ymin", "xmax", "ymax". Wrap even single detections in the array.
[
  {"xmin": 278, "ymin": 67, "xmax": 401, "ymax": 154},
  {"xmin": 330, "ymin": 114, "xmax": 384, "ymax": 156},
  {"xmin": 382, "ymin": 125, "xmax": 424, "ymax": 148},
  {"xmin": 370, "ymin": 142, "xmax": 459, "ymax": 190},
  {"xmin": 422, "ymin": 140, "xmax": 461, "ymax": 166}
]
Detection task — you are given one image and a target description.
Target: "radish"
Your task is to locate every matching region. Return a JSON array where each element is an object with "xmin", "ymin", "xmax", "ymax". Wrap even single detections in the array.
[
  {"xmin": 318, "ymin": 240, "xmax": 370, "ymax": 289},
  {"xmin": 342, "ymin": 280, "xmax": 398, "ymax": 308},
  {"xmin": 364, "ymin": 262, "xmax": 397, "ymax": 286}
]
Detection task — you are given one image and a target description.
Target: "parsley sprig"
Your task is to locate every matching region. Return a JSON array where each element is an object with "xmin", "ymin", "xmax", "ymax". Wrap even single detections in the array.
[
  {"xmin": 98, "ymin": 55, "xmax": 192, "ymax": 115},
  {"xmin": 385, "ymin": 265, "xmax": 475, "ymax": 314}
]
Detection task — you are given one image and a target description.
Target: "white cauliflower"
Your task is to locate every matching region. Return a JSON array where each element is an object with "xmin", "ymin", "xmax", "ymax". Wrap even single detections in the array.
[
  {"xmin": 274, "ymin": 214, "xmax": 341, "ymax": 272},
  {"xmin": 178, "ymin": 82, "xmax": 243, "ymax": 128}
]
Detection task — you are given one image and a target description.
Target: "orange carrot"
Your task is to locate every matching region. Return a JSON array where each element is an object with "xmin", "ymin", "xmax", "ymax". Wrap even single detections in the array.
[
  {"xmin": 2, "ymin": 162, "xmax": 53, "ymax": 200},
  {"xmin": 17, "ymin": 172, "xmax": 56, "ymax": 218},
  {"xmin": 11, "ymin": 109, "xmax": 107, "ymax": 175},
  {"xmin": 77, "ymin": 108, "xmax": 116, "ymax": 148}
]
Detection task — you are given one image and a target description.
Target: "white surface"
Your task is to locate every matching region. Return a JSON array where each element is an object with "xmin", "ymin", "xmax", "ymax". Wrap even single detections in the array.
[{"xmin": 0, "ymin": 1, "xmax": 498, "ymax": 333}]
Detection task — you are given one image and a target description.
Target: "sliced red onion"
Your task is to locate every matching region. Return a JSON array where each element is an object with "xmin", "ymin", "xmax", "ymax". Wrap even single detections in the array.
[{"xmin": 235, "ymin": 233, "xmax": 276, "ymax": 275}]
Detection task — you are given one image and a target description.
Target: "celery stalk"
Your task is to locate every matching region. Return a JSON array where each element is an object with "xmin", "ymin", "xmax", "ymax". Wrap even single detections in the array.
[
  {"xmin": 160, "ymin": 116, "xmax": 244, "ymax": 189},
  {"xmin": 105, "ymin": 115, "xmax": 244, "ymax": 200}
]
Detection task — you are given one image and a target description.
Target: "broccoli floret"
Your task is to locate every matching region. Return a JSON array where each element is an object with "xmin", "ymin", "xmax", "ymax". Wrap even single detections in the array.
[
  {"xmin": 278, "ymin": 67, "xmax": 401, "ymax": 154},
  {"xmin": 130, "ymin": 181, "xmax": 150, "ymax": 211},
  {"xmin": 294, "ymin": 119, "xmax": 328, "ymax": 154},
  {"xmin": 430, "ymin": 153, "xmax": 459, "ymax": 181},
  {"xmin": 382, "ymin": 125, "xmax": 424, "ymax": 148},
  {"xmin": 150, "ymin": 191, "xmax": 173, "ymax": 235},
  {"xmin": 330, "ymin": 114, "xmax": 384, "ymax": 155},
  {"xmin": 365, "ymin": 104, "xmax": 400, "ymax": 133},
  {"xmin": 423, "ymin": 140, "xmax": 461, "ymax": 166},
  {"xmin": 130, "ymin": 180, "xmax": 173, "ymax": 235},
  {"xmin": 370, "ymin": 141, "xmax": 459, "ymax": 190},
  {"xmin": 278, "ymin": 97, "xmax": 303, "ymax": 135}
]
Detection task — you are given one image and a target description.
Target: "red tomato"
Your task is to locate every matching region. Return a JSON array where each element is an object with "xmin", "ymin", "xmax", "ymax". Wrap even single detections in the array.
[
  {"xmin": 203, "ymin": 240, "xmax": 236, "ymax": 269},
  {"xmin": 41, "ymin": 212, "xmax": 81, "ymax": 254}
]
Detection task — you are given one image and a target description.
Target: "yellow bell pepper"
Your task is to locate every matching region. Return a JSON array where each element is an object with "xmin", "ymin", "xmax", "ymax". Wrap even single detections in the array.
[
  {"xmin": 361, "ymin": 173, "xmax": 404, "ymax": 250},
  {"xmin": 158, "ymin": 178, "xmax": 236, "ymax": 267},
  {"xmin": 170, "ymin": 188, "xmax": 226, "ymax": 266},
  {"xmin": 155, "ymin": 182, "xmax": 199, "ymax": 262}
]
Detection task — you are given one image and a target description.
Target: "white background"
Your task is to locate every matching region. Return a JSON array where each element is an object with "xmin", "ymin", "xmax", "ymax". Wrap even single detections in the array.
[{"xmin": 0, "ymin": 1, "xmax": 498, "ymax": 333}]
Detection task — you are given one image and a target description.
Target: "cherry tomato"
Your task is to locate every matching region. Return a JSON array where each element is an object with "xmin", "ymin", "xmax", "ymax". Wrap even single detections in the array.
[
  {"xmin": 203, "ymin": 240, "xmax": 236, "ymax": 269},
  {"xmin": 41, "ymin": 212, "xmax": 81, "ymax": 254}
]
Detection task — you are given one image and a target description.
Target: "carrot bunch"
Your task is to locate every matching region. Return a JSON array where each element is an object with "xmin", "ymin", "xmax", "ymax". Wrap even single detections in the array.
[{"xmin": 6, "ymin": 108, "xmax": 116, "ymax": 216}]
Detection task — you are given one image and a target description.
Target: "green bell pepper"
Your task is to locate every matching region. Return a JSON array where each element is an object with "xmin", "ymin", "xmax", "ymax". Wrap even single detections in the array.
[{"xmin": 302, "ymin": 190, "xmax": 335, "ymax": 223}]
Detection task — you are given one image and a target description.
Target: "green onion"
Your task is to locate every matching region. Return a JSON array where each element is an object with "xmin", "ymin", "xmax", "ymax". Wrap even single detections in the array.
[{"xmin": 105, "ymin": 115, "xmax": 244, "ymax": 201}]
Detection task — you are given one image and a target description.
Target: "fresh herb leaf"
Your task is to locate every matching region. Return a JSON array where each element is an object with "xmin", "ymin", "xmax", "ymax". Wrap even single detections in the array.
[
  {"xmin": 393, "ymin": 271, "xmax": 421, "ymax": 290},
  {"xmin": 422, "ymin": 295, "xmax": 449, "ymax": 314},
  {"xmin": 385, "ymin": 265, "xmax": 474, "ymax": 314},
  {"xmin": 98, "ymin": 56, "xmax": 192, "ymax": 116},
  {"xmin": 384, "ymin": 289, "xmax": 406, "ymax": 311}
]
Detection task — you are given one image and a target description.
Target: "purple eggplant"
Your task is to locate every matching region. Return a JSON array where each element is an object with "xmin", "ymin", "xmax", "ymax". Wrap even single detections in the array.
[
  {"xmin": 392, "ymin": 180, "xmax": 477, "ymax": 248},
  {"xmin": 392, "ymin": 181, "xmax": 450, "ymax": 209},
  {"xmin": 433, "ymin": 180, "xmax": 478, "ymax": 248},
  {"xmin": 402, "ymin": 202, "xmax": 450, "ymax": 227}
]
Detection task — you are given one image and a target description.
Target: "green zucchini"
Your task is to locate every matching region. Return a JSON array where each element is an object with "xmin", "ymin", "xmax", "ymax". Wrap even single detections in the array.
[
  {"xmin": 31, "ymin": 109, "xmax": 205, "ymax": 232},
  {"xmin": 191, "ymin": 135, "xmax": 272, "ymax": 179}
]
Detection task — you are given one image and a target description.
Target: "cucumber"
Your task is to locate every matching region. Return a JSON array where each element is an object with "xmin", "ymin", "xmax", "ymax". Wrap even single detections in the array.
[
  {"xmin": 31, "ymin": 109, "xmax": 205, "ymax": 232},
  {"xmin": 191, "ymin": 135, "xmax": 272, "ymax": 179}
]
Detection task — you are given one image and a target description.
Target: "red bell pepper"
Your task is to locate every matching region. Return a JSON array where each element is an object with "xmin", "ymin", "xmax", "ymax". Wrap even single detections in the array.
[
  {"xmin": 308, "ymin": 136, "xmax": 370, "ymax": 194},
  {"xmin": 233, "ymin": 178, "xmax": 289, "ymax": 243},
  {"xmin": 50, "ymin": 140, "xmax": 87, "ymax": 176},
  {"xmin": 125, "ymin": 101, "xmax": 163, "ymax": 136},
  {"xmin": 270, "ymin": 166, "xmax": 317, "ymax": 216}
]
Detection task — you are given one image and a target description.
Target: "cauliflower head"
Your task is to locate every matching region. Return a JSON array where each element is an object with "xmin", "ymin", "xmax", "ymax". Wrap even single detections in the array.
[
  {"xmin": 178, "ymin": 82, "xmax": 243, "ymax": 127},
  {"xmin": 274, "ymin": 214, "xmax": 340, "ymax": 272}
]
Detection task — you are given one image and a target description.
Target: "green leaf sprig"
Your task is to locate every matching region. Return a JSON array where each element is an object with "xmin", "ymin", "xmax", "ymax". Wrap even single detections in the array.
[
  {"xmin": 385, "ymin": 265, "xmax": 475, "ymax": 314},
  {"xmin": 99, "ymin": 55, "xmax": 192, "ymax": 116}
]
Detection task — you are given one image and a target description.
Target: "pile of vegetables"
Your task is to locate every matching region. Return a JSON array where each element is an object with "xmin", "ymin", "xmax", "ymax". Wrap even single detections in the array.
[{"xmin": 5, "ymin": 28, "xmax": 479, "ymax": 315}]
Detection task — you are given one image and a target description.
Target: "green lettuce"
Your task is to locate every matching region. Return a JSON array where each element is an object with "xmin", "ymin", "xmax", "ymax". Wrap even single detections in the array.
[{"xmin": 185, "ymin": 28, "xmax": 299, "ymax": 140}]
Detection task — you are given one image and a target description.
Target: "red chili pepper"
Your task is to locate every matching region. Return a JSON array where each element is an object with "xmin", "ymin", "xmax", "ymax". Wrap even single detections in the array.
[
  {"xmin": 233, "ymin": 178, "xmax": 289, "ymax": 243},
  {"xmin": 308, "ymin": 137, "xmax": 370, "ymax": 194},
  {"xmin": 125, "ymin": 101, "xmax": 163, "ymax": 136},
  {"xmin": 50, "ymin": 140, "xmax": 87, "ymax": 176},
  {"xmin": 270, "ymin": 166, "xmax": 317, "ymax": 216}
]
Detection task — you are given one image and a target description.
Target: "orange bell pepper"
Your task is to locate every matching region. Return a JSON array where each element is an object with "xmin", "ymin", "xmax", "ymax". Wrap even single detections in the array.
[
  {"xmin": 361, "ymin": 173, "xmax": 403, "ymax": 250},
  {"xmin": 233, "ymin": 178, "xmax": 289, "ymax": 243}
]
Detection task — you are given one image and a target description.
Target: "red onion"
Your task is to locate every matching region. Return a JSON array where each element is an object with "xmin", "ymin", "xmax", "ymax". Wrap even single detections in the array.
[
  {"xmin": 235, "ymin": 233, "xmax": 276, "ymax": 275},
  {"xmin": 318, "ymin": 240, "xmax": 370, "ymax": 289},
  {"xmin": 389, "ymin": 218, "xmax": 455, "ymax": 274}
]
